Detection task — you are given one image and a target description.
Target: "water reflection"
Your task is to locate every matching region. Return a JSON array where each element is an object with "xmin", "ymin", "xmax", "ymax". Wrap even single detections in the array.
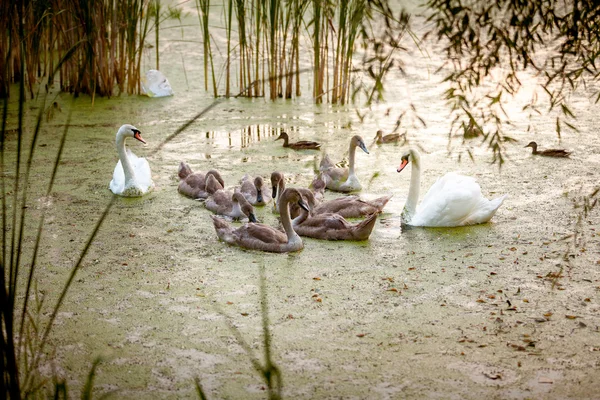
[{"xmin": 202, "ymin": 123, "xmax": 305, "ymax": 149}]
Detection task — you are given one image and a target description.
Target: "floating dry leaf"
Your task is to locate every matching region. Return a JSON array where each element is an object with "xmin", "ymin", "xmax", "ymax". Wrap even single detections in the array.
[
  {"xmin": 483, "ymin": 372, "xmax": 501, "ymax": 380},
  {"xmin": 565, "ymin": 315, "xmax": 578, "ymax": 319}
]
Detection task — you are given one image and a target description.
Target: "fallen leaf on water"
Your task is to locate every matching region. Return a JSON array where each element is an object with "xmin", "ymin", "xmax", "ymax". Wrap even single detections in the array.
[
  {"xmin": 544, "ymin": 312, "xmax": 553, "ymax": 317},
  {"xmin": 357, "ymin": 333, "xmax": 367, "ymax": 338},
  {"xmin": 538, "ymin": 377, "xmax": 553, "ymax": 384},
  {"xmin": 565, "ymin": 315, "xmax": 578, "ymax": 319},
  {"xmin": 226, "ymin": 301, "xmax": 233, "ymax": 305},
  {"xmin": 241, "ymin": 313, "xmax": 249, "ymax": 316},
  {"xmin": 313, "ymin": 277, "xmax": 321, "ymax": 280},
  {"xmin": 476, "ymin": 299, "xmax": 486, "ymax": 303},
  {"xmin": 387, "ymin": 288, "xmax": 398, "ymax": 292}
]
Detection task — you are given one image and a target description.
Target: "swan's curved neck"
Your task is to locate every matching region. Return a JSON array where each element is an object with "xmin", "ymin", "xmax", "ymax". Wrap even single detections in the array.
[
  {"xmin": 276, "ymin": 178, "xmax": 285, "ymax": 210},
  {"xmin": 403, "ymin": 152, "xmax": 421, "ymax": 222},
  {"xmin": 116, "ymin": 132, "xmax": 135, "ymax": 182},
  {"xmin": 280, "ymin": 195, "xmax": 302, "ymax": 245},
  {"xmin": 292, "ymin": 207, "xmax": 309, "ymax": 226},
  {"xmin": 348, "ymin": 141, "xmax": 357, "ymax": 177}
]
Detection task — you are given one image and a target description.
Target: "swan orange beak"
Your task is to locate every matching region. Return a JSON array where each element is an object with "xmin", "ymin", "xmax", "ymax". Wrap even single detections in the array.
[
  {"xmin": 397, "ymin": 159, "xmax": 409, "ymax": 173},
  {"xmin": 133, "ymin": 131, "xmax": 147, "ymax": 144}
]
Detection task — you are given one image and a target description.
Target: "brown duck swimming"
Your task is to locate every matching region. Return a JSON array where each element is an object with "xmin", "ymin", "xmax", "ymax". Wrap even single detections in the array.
[
  {"xmin": 373, "ymin": 129, "xmax": 401, "ymax": 144},
  {"xmin": 275, "ymin": 131, "xmax": 321, "ymax": 150},
  {"xmin": 177, "ymin": 162, "xmax": 225, "ymax": 199},
  {"xmin": 240, "ymin": 174, "xmax": 272, "ymax": 206},
  {"xmin": 292, "ymin": 208, "xmax": 379, "ymax": 241},
  {"xmin": 211, "ymin": 188, "xmax": 308, "ymax": 253},
  {"xmin": 525, "ymin": 141, "xmax": 571, "ymax": 158}
]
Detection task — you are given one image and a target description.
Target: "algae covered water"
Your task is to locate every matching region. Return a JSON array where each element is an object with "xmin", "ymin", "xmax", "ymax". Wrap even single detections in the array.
[{"xmin": 4, "ymin": 5, "xmax": 600, "ymax": 399}]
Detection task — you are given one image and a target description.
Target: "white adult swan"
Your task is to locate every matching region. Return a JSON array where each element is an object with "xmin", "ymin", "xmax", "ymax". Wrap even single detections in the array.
[
  {"xmin": 397, "ymin": 149, "xmax": 506, "ymax": 227},
  {"xmin": 109, "ymin": 124, "xmax": 154, "ymax": 197}
]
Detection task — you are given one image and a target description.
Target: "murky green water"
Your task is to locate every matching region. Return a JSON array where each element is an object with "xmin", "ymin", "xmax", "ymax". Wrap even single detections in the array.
[{"xmin": 5, "ymin": 3, "xmax": 600, "ymax": 399}]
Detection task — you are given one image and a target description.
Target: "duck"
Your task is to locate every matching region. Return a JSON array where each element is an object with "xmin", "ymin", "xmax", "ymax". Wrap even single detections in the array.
[
  {"xmin": 319, "ymin": 135, "xmax": 369, "ymax": 192},
  {"xmin": 110, "ymin": 124, "xmax": 154, "ymax": 197},
  {"xmin": 275, "ymin": 131, "xmax": 321, "ymax": 150},
  {"xmin": 525, "ymin": 141, "xmax": 571, "ymax": 158},
  {"xmin": 374, "ymin": 129, "xmax": 401, "ymax": 144},
  {"xmin": 205, "ymin": 185, "xmax": 257, "ymax": 222},
  {"xmin": 211, "ymin": 188, "xmax": 308, "ymax": 253},
  {"xmin": 271, "ymin": 172, "xmax": 319, "ymax": 218},
  {"xmin": 240, "ymin": 174, "xmax": 272, "ymax": 206},
  {"xmin": 177, "ymin": 162, "xmax": 225, "ymax": 199},
  {"xmin": 397, "ymin": 149, "xmax": 507, "ymax": 227},
  {"xmin": 312, "ymin": 193, "xmax": 392, "ymax": 219},
  {"xmin": 292, "ymin": 208, "xmax": 380, "ymax": 241}
]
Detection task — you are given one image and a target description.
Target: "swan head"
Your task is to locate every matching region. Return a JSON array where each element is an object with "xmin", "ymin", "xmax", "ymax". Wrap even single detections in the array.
[
  {"xmin": 233, "ymin": 192, "xmax": 257, "ymax": 222},
  {"xmin": 282, "ymin": 188, "xmax": 309, "ymax": 212},
  {"xmin": 270, "ymin": 171, "xmax": 284, "ymax": 198},
  {"xmin": 232, "ymin": 192, "xmax": 257, "ymax": 222},
  {"xmin": 275, "ymin": 131, "xmax": 289, "ymax": 141},
  {"xmin": 351, "ymin": 135, "xmax": 369, "ymax": 154},
  {"xmin": 254, "ymin": 176, "xmax": 265, "ymax": 203},
  {"xmin": 397, "ymin": 149, "xmax": 420, "ymax": 173},
  {"xmin": 118, "ymin": 124, "xmax": 146, "ymax": 144}
]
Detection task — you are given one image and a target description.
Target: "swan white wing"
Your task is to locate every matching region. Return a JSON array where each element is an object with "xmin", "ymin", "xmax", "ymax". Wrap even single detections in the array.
[
  {"xmin": 127, "ymin": 150, "xmax": 154, "ymax": 190},
  {"xmin": 110, "ymin": 160, "xmax": 125, "ymax": 194},
  {"xmin": 109, "ymin": 150, "xmax": 153, "ymax": 196},
  {"xmin": 413, "ymin": 172, "xmax": 495, "ymax": 227}
]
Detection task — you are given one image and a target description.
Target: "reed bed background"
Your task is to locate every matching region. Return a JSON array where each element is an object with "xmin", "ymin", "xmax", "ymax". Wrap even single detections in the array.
[
  {"xmin": 200, "ymin": 0, "xmax": 409, "ymax": 104},
  {"xmin": 0, "ymin": 0, "xmax": 156, "ymax": 100},
  {"xmin": 1, "ymin": 0, "xmax": 408, "ymax": 105}
]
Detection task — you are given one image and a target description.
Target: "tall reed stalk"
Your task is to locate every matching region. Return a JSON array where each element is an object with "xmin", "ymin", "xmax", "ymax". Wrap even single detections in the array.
[{"xmin": 197, "ymin": 0, "xmax": 218, "ymax": 97}]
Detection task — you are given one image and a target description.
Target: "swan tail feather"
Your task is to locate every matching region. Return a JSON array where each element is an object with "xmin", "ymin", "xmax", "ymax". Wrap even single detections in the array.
[{"xmin": 352, "ymin": 212, "xmax": 379, "ymax": 240}]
